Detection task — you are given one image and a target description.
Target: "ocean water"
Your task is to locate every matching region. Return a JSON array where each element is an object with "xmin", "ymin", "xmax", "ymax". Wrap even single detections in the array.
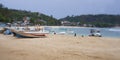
[
  {"xmin": 45, "ymin": 27, "xmax": 120, "ymax": 38},
  {"xmin": 1, "ymin": 23, "xmax": 120, "ymax": 38},
  {"xmin": 0, "ymin": 23, "xmax": 6, "ymax": 27}
]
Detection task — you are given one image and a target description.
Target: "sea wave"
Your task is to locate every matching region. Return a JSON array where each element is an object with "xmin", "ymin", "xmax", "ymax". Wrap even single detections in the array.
[{"xmin": 109, "ymin": 29, "xmax": 120, "ymax": 32}]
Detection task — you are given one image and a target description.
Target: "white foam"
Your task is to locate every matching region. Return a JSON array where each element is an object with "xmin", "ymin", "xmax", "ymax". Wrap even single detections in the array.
[{"xmin": 109, "ymin": 29, "xmax": 120, "ymax": 32}]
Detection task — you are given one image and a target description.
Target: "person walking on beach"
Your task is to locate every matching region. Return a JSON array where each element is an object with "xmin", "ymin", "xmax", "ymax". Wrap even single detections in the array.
[
  {"xmin": 54, "ymin": 32, "xmax": 56, "ymax": 35},
  {"xmin": 74, "ymin": 33, "xmax": 76, "ymax": 37}
]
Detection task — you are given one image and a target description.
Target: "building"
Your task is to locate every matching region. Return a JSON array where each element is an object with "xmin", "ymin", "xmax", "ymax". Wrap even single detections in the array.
[
  {"xmin": 61, "ymin": 21, "xmax": 71, "ymax": 26},
  {"xmin": 23, "ymin": 16, "xmax": 30, "ymax": 25}
]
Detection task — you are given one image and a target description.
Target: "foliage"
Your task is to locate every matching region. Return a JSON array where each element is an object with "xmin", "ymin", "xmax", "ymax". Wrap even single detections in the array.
[
  {"xmin": 0, "ymin": 3, "xmax": 61, "ymax": 25},
  {"xmin": 60, "ymin": 14, "xmax": 120, "ymax": 27}
]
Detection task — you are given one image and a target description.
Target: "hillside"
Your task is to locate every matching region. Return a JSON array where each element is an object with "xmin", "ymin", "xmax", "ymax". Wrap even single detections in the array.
[
  {"xmin": 0, "ymin": 4, "xmax": 61, "ymax": 26},
  {"xmin": 60, "ymin": 14, "xmax": 120, "ymax": 27}
]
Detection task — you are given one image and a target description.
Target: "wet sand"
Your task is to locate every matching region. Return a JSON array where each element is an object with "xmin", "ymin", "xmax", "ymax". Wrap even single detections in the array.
[{"xmin": 0, "ymin": 34, "xmax": 120, "ymax": 60}]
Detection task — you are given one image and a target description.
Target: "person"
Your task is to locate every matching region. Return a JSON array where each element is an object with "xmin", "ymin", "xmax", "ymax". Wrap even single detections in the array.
[
  {"xmin": 54, "ymin": 31, "xmax": 56, "ymax": 35},
  {"xmin": 4, "ymin": 29, "xmax": 12, "ymax": 35},
  {"xmin": 74, "ymin": 33, "xmax": 76, "ymax": 37},
  {"xmin": 81, "ymin": 35, "xmax": 84, "ymax": 37}
]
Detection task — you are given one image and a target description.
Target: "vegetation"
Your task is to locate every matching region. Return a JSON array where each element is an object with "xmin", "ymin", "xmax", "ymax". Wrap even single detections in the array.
[
  {"xmin": 60, "ymin": 14, "xmax": 120, "ymax": 27},
  {"xmin": 1, "ymin": 3, "xmax": 120, "ymax": 27},
  {"xmin": 0, "ymin": 3, "xmax": 61, "ymax": 25}
]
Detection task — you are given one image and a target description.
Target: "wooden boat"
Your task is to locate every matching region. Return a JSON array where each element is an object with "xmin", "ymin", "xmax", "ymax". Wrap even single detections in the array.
[
  {"xmin": 24, "ymin": 30, "xmax": 49, "ymax": 35},
  {"xmin": 11, "ymin": 30, "xmax": 46, "ymax": 38}
]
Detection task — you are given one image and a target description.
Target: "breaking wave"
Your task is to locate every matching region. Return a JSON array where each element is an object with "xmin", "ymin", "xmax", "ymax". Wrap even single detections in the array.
[{"xmin": 109, "ymin": 29, "xmax": 120, "ymax": 32}]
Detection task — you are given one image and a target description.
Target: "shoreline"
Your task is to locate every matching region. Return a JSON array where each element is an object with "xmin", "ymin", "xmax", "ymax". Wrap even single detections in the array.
[
  {"xmin": 1, "ymin": 25, "xmax": 120, "ymax": 29},
  {"xmin": 1, "ymin": 26, "xmax": 120, "ymax": 38}
]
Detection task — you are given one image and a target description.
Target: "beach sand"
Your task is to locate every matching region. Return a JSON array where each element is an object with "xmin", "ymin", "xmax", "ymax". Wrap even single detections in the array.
[{"xmin": 0, "ymin": 34, "xmax": 120, "ymax": 60}]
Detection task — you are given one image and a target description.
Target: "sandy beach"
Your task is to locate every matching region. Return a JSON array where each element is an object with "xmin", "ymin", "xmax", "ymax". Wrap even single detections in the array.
[{"xmin": 0, "ymin": 34, "xmax": 120, "ymax": 60}]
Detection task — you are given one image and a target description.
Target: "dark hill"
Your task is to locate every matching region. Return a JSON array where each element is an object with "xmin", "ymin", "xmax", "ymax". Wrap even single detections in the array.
[
  {"xmin": 60, "ymin": 14, "xmax": 120, "ymax": 27},
  {"xmin": 0, "ymin": 3, "xmax": 61, "ymax": 25}
]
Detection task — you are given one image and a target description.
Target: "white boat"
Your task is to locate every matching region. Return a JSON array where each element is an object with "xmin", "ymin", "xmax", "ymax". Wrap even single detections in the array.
[
  {"xmin": 89, "ymin": 29, "xmax": 102, "ymax": 37},
  {"xmin": 11, "ymin": 26, "xmax": 50, "ymax": 36},
  {"xmin": 24, "ymin": 30, "xmax": 49, "ymax": 34}
]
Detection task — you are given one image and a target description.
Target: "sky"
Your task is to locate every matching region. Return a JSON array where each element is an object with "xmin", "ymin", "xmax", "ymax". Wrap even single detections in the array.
[{"xmin": 0, "ymin": 0, "xmax": 120, "ymax": 19}]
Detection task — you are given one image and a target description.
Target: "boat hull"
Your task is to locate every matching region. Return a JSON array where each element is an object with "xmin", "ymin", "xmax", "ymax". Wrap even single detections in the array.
[{"xmin": 12, "ymin": 30, "xmax": 46, "ymax": 38}]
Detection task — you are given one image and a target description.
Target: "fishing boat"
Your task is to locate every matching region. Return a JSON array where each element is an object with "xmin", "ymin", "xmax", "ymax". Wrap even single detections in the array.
[
  {"xmin": 11, "ymin": 29, "xmax": 46, "ymax": 38},
  {"xmin": 11, "ymin": 25, "xmax": 50, "ymax": 38},
  {"xmin": 89, "ymin": 29, "xmax": 102, "ymax": 37}
]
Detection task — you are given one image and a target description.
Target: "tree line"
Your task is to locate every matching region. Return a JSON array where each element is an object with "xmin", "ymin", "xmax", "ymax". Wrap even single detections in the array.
[
  {"xmin": 60, "ymin": 14, "xmax": 120, "ymax": 27},
  {"xmin": 0, "ymin": 3, "xmax": 61, "ymax": 26}
]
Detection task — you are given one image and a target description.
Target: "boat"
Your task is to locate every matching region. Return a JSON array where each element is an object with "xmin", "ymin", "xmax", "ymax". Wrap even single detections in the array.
[
  {"xmin": 11, "ymin": 29, "xmax": 46, "ymax": 38},
  {"xmin": 14, "ymin": 26, "xmax": 49, "ymax": 34},
  {"xmin": 24, "ymin": 30, "xmax": 49, "ymax": 34},
  {"xmin": 0, "ymin": 27, "xmax": 4, "ymax": 33},
  {"xmin": 89, "ymin": 29, "xmax": 102, "ymax": 37}
]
